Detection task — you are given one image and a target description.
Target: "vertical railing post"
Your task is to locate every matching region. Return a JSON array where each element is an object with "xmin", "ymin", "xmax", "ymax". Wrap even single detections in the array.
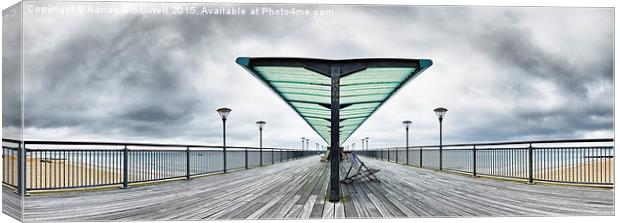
[
  {"xmin": 280, "ymin": 150, "xmax": 283, "ymax": 163},
  {"xmin": 528, "ymin": 143, "xmax": 534, "ymax": 184},
  {"xmin": 420, "ymin": 147, "xmax": 423, "ymax": 168},
  {"xmin": 272, "ymin": 149, "xmax": 274, "ymax": 165},
  {"xmin": 123, "ymin": 145, "xmax": 128, "ymax": 188},
  {"xmin": 472, "ymin": 145, "xmax": 477, "ymax": 177},
  {"xmin": 406, "ymin": 147, "xmax": 409, "ymax": 165},
  {"xmin": 186, "ymin": 146, "xmax": 191, "ymax": 180},
  {"xmin": 395, "ymin": 148, "xmax": 399, "ymax": 163},
  {"xmin": 245, "ymin": 148, "xmax": 248, "ymax": 169},
  {"xmin": 17, "ymin": 142, "xmax": 26, "ymax": 195}
]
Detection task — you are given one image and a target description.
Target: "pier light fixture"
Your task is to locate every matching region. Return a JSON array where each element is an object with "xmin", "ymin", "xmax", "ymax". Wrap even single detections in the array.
[
  {"xmin": 433, "ymin": 107, "xmax": 448, "ymax": 171},
  {"xmin": 256, "ymin": 121, "xmax": 266, "ymax": 166},
  {"xmin": 403, "ymin": 120, "xmax": 412, "ymax": 165},
  {"xmin": 216, "ymin": 107, "xmax": 231, "ymax": 173}
]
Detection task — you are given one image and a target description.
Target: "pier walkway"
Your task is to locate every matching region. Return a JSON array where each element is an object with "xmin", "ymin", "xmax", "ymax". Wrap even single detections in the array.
[{"xmin": 6, "ymin": 155, "xmax": 614, "ymax": 221}]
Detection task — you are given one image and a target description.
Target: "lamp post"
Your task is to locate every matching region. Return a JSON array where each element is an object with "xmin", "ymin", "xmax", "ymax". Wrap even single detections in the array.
[
  {"xmin": 434, "ymin": 107, "xmax": 448, "ymax": 171},
  {"xmin": 217, "ymin": 107, "xmax": 231, "ymax": 173},
  {"xmin": 365, "ymin": 137, "xmax": 369, "ymax": 150},
  {"xmin": 306, "ymin": 139, "xmax": 309, "ymax": 153},
  {"xmin": 301, "ymin": 137, "xmax": 305, "ymax": 151},
  {"xmin": 361, "ymin": 139, "xmax": 365, "ymax": 151},
  {"xmin": 402, "ymin": 120, "xmax": 412, "ymax": 165},
  {"xmin": 256, "ymin": 121, "xmax": 266, "ymax": 166}
]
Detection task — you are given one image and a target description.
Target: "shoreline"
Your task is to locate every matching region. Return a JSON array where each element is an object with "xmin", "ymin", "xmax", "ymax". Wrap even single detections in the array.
[{"xmin": 4, "ymin": 154, "xmax": 614, "ymax": 190}]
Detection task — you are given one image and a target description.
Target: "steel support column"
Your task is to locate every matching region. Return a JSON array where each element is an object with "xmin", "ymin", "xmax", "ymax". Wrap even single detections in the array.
[{"xmin": 329, "ymin": 66, "xmax": 341, "ymax": 202}]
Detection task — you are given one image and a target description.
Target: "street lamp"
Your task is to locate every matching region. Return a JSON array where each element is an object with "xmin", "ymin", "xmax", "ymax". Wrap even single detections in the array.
[
  {"xmin": 306, "ymin": 138, "xmax": 309, "ymax": 152},
  {"xmin": 301, "ymin": 137, "xmax": 305, "ymax": 151},
  {"xmin": 216, "ymin": 107, "xmax": 231, "ymax": 173},
  {"xmin": 256, "ymin": 121, "xmax": 266, "ymax": 166},
  {"xmin": 402, "ymin": 120, "xmax": 412, "ymax": 165},
  {"xmin": 434, "ymin": 107, "xmax": 448, "ymax": 171},
  {"xmin": 365, "ymin": 137, "xmax": 369, "ymax": 150},
  {"xmin": 361, "ymin": 139, "xmax": 365, "ymax": 151}
]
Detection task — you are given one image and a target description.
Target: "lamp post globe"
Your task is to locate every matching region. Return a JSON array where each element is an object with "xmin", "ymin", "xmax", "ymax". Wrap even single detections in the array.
[
  {"xmin": 402, "ymin": 120, "xmax": 412, "ymax": 128},
  {"xmin": 434, "ymin": 107, "xmax": 448, "ymax": 121},
  {"xmin": 256, "ymin": 121, "xmax": 266, "ymax": 129},
  {"xmin": 216, "ymin": 107, "xmax": 232, "ymax": 120}
]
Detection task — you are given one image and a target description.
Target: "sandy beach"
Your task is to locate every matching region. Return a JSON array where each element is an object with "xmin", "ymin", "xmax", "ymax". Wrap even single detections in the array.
[
  {"xmin": 3, "ymin": 155, "xmax": 122, "ymax": 189},
  {"xmin": 535, "ymin": 158, "xmax": 614, "ymax": 184}
]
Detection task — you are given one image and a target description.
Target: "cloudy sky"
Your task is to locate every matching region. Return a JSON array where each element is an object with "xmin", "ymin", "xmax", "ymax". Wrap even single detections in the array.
[{"xmin": 2, "ymin": 2, "xmax": 613, "ymax": 149}]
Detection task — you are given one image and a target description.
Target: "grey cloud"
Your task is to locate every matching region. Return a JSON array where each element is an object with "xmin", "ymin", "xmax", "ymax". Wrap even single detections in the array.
[
  {"xmin": 4, "ymin": 3, "xmax": 613, "ymax": 148},
  {"xmin": 2, "ymin": 2, "xmax": 23, "ymax": 135},
  {"xmin": 473, "ymin": 22, "xmax": 612, "ymax": 97}
]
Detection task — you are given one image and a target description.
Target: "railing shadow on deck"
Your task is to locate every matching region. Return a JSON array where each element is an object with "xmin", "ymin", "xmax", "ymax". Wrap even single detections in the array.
[
  {"xmin": 354, "ymin": 138, "xmax": 614, "ymax": 186},
  {"xmin": 2, "ymin": 138, "xmax": 319, "ymax": 194}
]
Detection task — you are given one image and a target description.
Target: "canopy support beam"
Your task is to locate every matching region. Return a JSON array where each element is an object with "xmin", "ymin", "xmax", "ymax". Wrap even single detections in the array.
[{"xmin": 329, "ymin": 66, "xmax": 341, "ymax": 202}]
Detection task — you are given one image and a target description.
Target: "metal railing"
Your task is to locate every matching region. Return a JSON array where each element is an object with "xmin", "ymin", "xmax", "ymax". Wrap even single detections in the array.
[
  {"xmin": 356, "ymin": 138, "xmax": 614, "ymax": 186},
  {"xmin": 2, "ymin": 138, "xmax": 318, "ymax": 193}
]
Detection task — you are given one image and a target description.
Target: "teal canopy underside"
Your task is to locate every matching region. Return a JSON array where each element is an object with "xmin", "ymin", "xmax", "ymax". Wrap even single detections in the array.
[{"xmin": 236, "ymin": 57, "xmax": 432, "ymax": 146}]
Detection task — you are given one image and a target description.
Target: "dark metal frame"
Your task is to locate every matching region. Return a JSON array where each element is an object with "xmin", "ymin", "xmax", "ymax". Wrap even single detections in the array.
[
  {"xmin": 236, "ymin": 57, "xmax": 433, "ymax": 202},
  {"xmin": 358, "ymin": 138, "xmax": 614, "ymax": 186},
  {"xmin": 2, "ymin": 138, "xmax": 313, "ymax": 194}
]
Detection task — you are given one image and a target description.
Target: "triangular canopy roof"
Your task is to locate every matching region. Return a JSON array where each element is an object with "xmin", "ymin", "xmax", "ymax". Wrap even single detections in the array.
[{"xmin": 236, "ymin": 57, "xmax": 432, "ymax": 146}]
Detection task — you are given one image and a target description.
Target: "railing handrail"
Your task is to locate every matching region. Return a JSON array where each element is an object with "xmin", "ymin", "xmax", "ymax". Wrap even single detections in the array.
[
  {"xmin": 2, "ymin": 138, "xmax": 304, "ymax": 151},
  {"xmin": 2, "ymin": 138, "xmax": 21, "ymax": 144},
  {"xmin": 2, "ymin": 138, "xmax": 319, "ymax": 193},
  {"xmin": 367, "ymin": 138, "xmax": 614, "ymax": 150},
  {"xmin": 357, "ymin": 138, "xmax": 614, "ymax": 186}
]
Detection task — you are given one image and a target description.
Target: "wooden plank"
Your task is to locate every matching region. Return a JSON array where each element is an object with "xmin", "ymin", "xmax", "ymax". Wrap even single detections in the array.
[
  {"xmin": 349, "ymin": 180, "xmax": 382, "ymax": 217},
  {"xmin": 321, "ymin": 202, "xmax": 334, "ymax": 218},
  {"xmin": 309, "ymin": 165, "xmax": 330, "ymax": 218},
  {"xmin": 299, "ymin": 194, "xmax": 317, "ymax": 218},
  {"xmin": 2, "ymin": 188, "xmax": 23, "ymax": 221},
  {"xmin": 334, "ymin": 202, "xmax": 345, "ymax": 218},
  {"xmin": 340, "ymin": 183, "xmax": 359, "ymax": 218},
  {"xmin": 14, "ymin": 155, "xmax": 614, "ymax": 221}
]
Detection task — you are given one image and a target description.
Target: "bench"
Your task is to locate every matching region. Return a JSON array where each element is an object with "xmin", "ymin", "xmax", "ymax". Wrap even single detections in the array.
[{"xmin": 341, "ymin": 152, "xmax": 380, "ymax": 184}]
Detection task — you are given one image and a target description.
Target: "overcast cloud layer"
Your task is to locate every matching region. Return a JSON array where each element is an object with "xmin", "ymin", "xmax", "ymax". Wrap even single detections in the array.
[{"xmin": 2, "ymin": 2, "xmax": 613, "ymax": 149}]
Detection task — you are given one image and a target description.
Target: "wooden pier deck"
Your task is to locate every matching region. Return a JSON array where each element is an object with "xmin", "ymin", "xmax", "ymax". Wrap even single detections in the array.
[{"xmin": 4, "ymin": 155, "xmax": 614, "ymax": 221}]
